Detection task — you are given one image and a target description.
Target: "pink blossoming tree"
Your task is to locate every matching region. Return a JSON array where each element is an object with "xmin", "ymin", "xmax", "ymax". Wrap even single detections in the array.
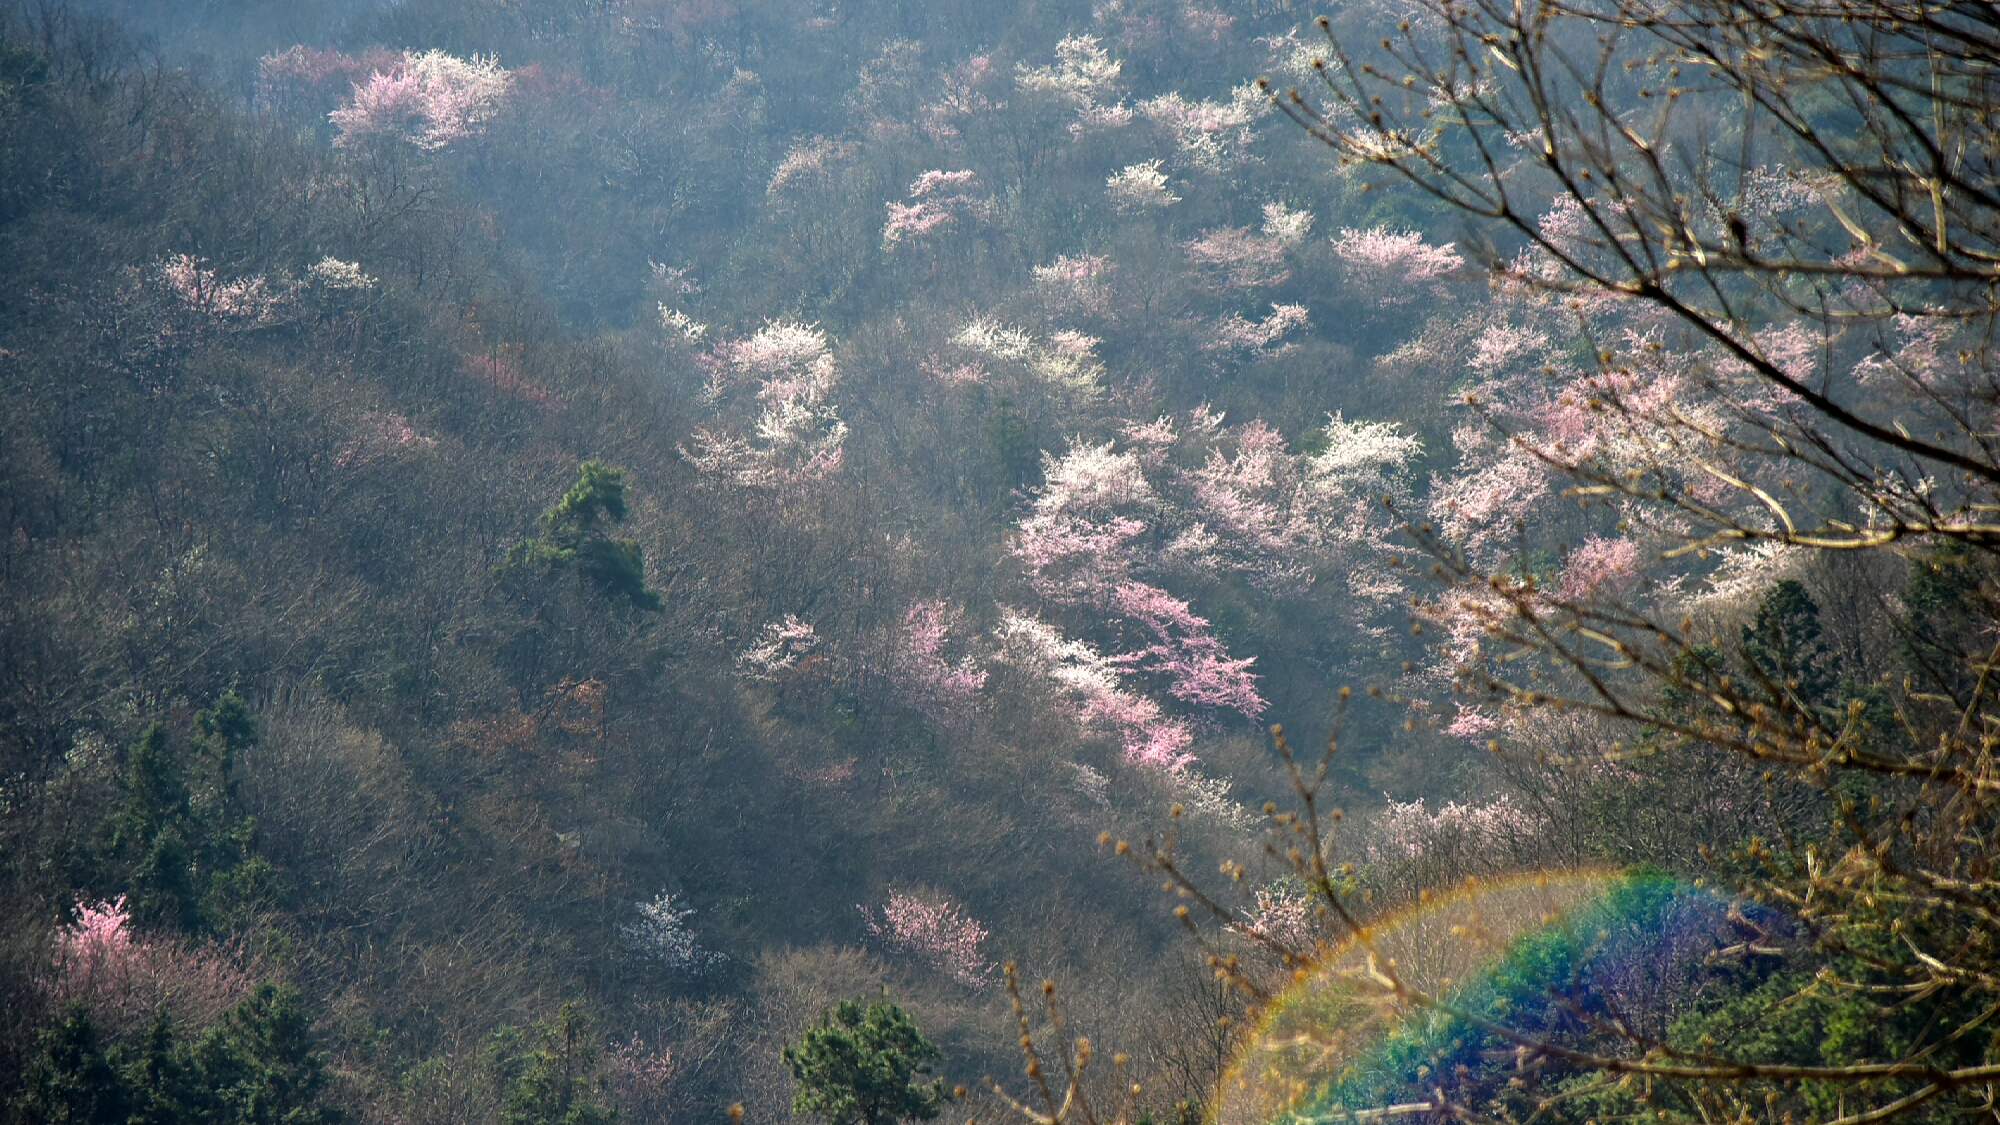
[
  {"xmin": 882, "ymin": 170, "xmax": 995, "ymax": 248},
  {"xmin": 681, "ymin": 322, "xmax": 848, "ymax": 493},
  {"xmin": 1138, "ymin": 85, "xmax": 1267, "ymax": 174},
  {"xmin": 887, "ymin": 600, "xmax": 988, "ymax": 728},
  {"xmin": 1000, "ymin": 408, "xmax": 1419, "ymax": 772},
  {"xmin": 1202, "ymin": 303, "xmax": 1309, "ymax": 357},
  {"xmin": 1033, "ymin": 254, "xmax": 1116, "ymax": 320},
  {"xmin": 1331, "ymin": 226, "xmax": 1465, "ymax": 305},
  {"xmin": 50, "ymin": 897, "xmax": 253, "ymax": 1038},
  {"xmin": 327, "ymin": 50, "xmax": 512, "ymax": 150},
  {"xmin": 1182, "ymin": 225, "xmax": 1291, "ymax": 289},
  {"xmin": 858, "ymin": 890, "xmax": 996, "ymax": 990}
]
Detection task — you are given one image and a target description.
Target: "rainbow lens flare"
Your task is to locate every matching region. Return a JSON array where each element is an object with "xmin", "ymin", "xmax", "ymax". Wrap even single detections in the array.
[{"xmin": 1217, "ymin": 869, "xmax": 1748, "ymax": 1125}]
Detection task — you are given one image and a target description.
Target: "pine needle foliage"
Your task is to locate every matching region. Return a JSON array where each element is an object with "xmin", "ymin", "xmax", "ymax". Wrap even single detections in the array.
[
  {"xmin": 784, "ymin": 1000, "xmax": 947, "ymax": 1125},
  {"xmin": 503, "ymin": 460, "xmax": 661, "ymax": 612}
]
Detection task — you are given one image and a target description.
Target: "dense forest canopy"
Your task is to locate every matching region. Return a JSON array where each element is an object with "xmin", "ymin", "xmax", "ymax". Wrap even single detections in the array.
[{"xmin": 3, "ymin": 0, "xmax": 1998, "ymax": 1123}]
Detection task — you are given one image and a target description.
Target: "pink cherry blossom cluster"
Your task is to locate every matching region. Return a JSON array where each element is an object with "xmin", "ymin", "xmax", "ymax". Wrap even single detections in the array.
[
  {"xmin": 1033, "ymin": 254, "xmax": 1116, "ymax": 319},
  {"xmin": 254, "ymin": 45, "xmax": 404, "ymax": 114},
  {"xmin": 1012, "ymin": 439, "xmax": 1153, "ymax": 602},
  {"xmin": 1428, "ymin": 421, "xmax": 1551, "ymax": 557},
  {"xmin": 888, "ymin": 600, "xmax": 988, "ymax": 728},
  {"xmin": 1138, "ymin": 85, "xmax": 1266, "ymax": 173},
  {"xmin": 1141, "ymin": 411, "xmax": 1419, "ymax": 598},
  {"xmin": 1015, "ymin": 35, "xmax": 1122, "ymax": 103},
  {"xmin": 1413, "ymin": 251, "xmax": 1835, "ymax": 700},
  {"xmin": 1004, "ymin": 412, "xmax": 1421, "ymax": 764},
  {"xmin": 882, "ymin": 170, "xmax": 995, "ymax": 248},
  {"xmin": 152, "ymin": 255, "xmax": 291, "ymax": 324},
  {"xmin": 1234, "ymin": 883, "xmax": 1317, "ymax": 950},
  {"xmin": 1182, "ymin": 225, "xmax": 1291, "ymax": 289},
  {"xmin": 1203, "ymin": 302, "xmax": 1309, "ymax": 356},
  {"xmin": 682, "ymin": 323, "xmax": 847, "ymax": 492},
  {"xmin": 1105, "ymin": 160, "xmax": 1180, "ymax": 211},
  {"xmin": 336, "ymin": 410, "xmax": 437, "ymax": 468},
  {"xmin": 767, "ymin": 136, "xmax": 859, "ymax": 198},
  {"xmin": 1330, "ymin": 226, "xmax": 1464, "ymax": 305},
  {"xmin": 858, "ymin": 891, "xmax": 996, "ymax": 989},
  {"xmin": 921, "ymin": 54, "xmax": 1003, "ymax": 144},
  {"xmin": 1364, "ymin": 794, "xmax": 1543, "ymax": 866},
  {"xmin": 1557, "ymin": 537, "xmax": 1642, "ymax": 601},
  {"xmin": 735, "ymin": 615, "xmax": 822, "ymax": 680},
  {"xmin": 702, "ymin": 320, "xmax": 837, "ymax": 402},
  {"xmin": 1469, "ymin": 322, "xmax": 1553, "ymax": 376},
  {"xmin": 1430, "ymin": 323, "xmax": 1769, "ymax": 573},
  {"xmin": 327, "ymin": 50, "xmax": 512, "ymax": 150},
  {"xmin": 994, "ymin": 612, "xmax": 1197, "ymax": 773},
  {"xmin": 51, "ymin": 897, "xmax": 253, "ymax": 1038},
  {"xmin": 920, "ymin": 357, "xmax": 989, "ymax": 387},
  {"xmin": 1015, "ymin": 35, "xmax": 1131, "ymax": 137},
  {"xmin": 951, "ymin": 319, "xmax": 1105, "ymax": 393},
  {"xmin": 1261, "ymin": 201, "xmax": 1315, "ymax": 246},
  {"xmin": 1108, "ymin": 581, "xmax": 1263, "ymax": 716}
]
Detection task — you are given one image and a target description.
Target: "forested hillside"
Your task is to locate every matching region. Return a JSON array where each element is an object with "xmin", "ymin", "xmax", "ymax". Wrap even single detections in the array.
[{"xmin": 6, "ymin": 1, "xmax": 1999, "ymax": 1124}]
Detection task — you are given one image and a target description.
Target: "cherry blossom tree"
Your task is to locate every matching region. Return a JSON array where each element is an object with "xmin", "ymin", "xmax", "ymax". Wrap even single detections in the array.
[
  {"xmin": 254, "ymin": 44, "xmax": 404, "ymax": 115},
  {"xmin": 1015, "ymin": 35, "xmax": 1122, "ymax": 104},
  {"xmin": 150, "ymin": 255, "xmax": 292, "ymax": 325},
  {"xmin": 767, "ymin": 136, "xmax": 859, "ymax": 200},
  {"xmin": 50, "ymin": 897, "xmax": 253, "ymax": 1038},
  {"xmin": 858, "ymin": 891, "xmax": 996, "ymax": 989},
  {"xmin": 1033, "ymin": 254, "xmax": 1116, "ymax": 320},
  {"xmin": 1105, "ymin": 160, "xmax": 1180, "ymax": 211},
  {"xmin": 1016, "ymin": 35, "xmax": 1132, "ymax": 137},
  {"xmin": 994, "ymin": 611, "xmax": 1198, "ymax": 773},
  {"xmin": 1329, "ymin": 226, "xmax": 1464, "ymax": 305},
  {"xmin": 305, "ymin": 256, "xmax": 374, "ymax": 291},
  {"xmin": 999, "ymin": 409, "xmax": 1420, "ymax": 773},
  {"xmin": 1182, "ymin": 225, "xmax": 1291, "ymax": 290},
  {"xmin": 736, "ymin": 615, "xmax": 822, "ymax": 680},
  {"xmin": 887, "ymin": 601, "xmax": 988, "ymax": 729},
  {"xmin": 921, "ymin": 54, "xmax": 1004, "ymax": 144},
  {"xmin": 1202, "ymin": 303, "xmax": 1309, "ymax": 357},
  {"xmin": 953, "ymin": 318, "xmax": 1104, "ymax": 393},
  {"xmin": 327, "ymin": 50, "xmax": 512, "ymax": 150},
  {"xmin": 1232, "ymin": 883, "xmax": 1317, "ymax": 950},
  {"xmin": 681, "ymin": 322, "xmax": 848, "ymax": 493},
  {"xmin": 621, "ymin": 892, "xmax": 725, "ymax": 975},
  {"xmin": 882, "ymin": 170, "xmax": 995, "ymax": 248},
  {"xmin": 1137, "ymin": 85, "xmax": 1268, "ymax": 174},
  {"xmin": 1259, "ymin": 201, "xmax": 1314, "ymax": 247}
]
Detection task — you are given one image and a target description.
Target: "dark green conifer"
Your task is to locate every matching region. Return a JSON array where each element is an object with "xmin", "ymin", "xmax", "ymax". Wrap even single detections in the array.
[
  {"xmin": 1740, "ymin": 579, "xmax": 1836, "ymax": 706},
  {"xmin": 17, "ymin": 1005, "xmax": 129, "ymax": 1125},
  {"xmin": 784, "ymin": 1000, "xmax": 946, "ymax": 1125},
  {"xmin": 106, "ymin": 724, "xmax": 201, "ymax": 931},
  {"xmin": 494, "ymin": 1003, "xmax": 617, "ymax": 1125},
  {"xmin": 193, "ymin": 984, "xmax": 340, "ymax": 1125},
  {"xmin": 503, "ymin": 460, "xmax": 662, "ymax": 612}
]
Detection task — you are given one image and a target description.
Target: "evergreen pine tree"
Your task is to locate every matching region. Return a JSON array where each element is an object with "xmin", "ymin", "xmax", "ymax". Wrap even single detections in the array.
[
  {"xmin": 503, "ymin": 460, "xmax": 662, "ymax": 612},
  {"xmin": 1741, "ymin": 579, "xmax": 1836, "ymax": 706},
  {"xmin": 16, "ymin": 1005, "xmax": 130, "ymax": 1125},
  {"xmin": 784, "ymin": 1000, "xmax": 946, "ymax": 1125}
]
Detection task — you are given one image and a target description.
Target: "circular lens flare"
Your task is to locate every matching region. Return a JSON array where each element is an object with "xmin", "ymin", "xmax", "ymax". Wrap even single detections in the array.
[{"xmin": 1218, "ymin": 869, "xmax": 1728, "ymax": 1125}]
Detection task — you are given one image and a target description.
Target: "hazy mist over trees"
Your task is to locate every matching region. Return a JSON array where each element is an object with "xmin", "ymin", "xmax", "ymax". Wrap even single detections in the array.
[{"xmin": 4, "ymin": 0, "xmax": 2000, "ymax": 1123}]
